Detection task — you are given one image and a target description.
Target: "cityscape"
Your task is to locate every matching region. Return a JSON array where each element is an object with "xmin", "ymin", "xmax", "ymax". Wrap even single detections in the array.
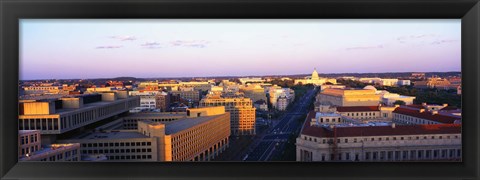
[{"xmin": 18, "ymin": 19, "xmax": 461, "ymax": 162}]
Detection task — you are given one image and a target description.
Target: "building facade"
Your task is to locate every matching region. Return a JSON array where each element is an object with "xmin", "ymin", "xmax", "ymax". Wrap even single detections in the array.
[
  {"xmin": 316, "ymin": 88, "xmax": 380, "ymax": 107},
  {"xmin": 294, "ymin": 69, "xmax": 337, "ymax": 86},
  {"xmin": 296, "ymin": 112, "xmax": 462, "ymax": 162},
  {"xmin": 18, "ymin": 92, "xmax": 140, "ymax": 135},
  {"xmin": 19, "ymin": 130, "xmax": 80, "ymax": 161},
  {"xmin": 59, "ymin": 107, "xmax": 230, "ymax": 162},
  {"xmin": 200, "ymin": 95, "xmax": 256, "ymax": 136}
]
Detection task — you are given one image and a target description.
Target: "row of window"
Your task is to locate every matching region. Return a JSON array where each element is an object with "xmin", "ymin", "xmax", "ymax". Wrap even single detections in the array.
[
  {"xmin": 20, "ymin": 133, "xmax": 39, "ymax": 145},
  {"xmin": 19, "ymin": 118, "xmax": 59, "ymax": 131},
  {"xmin": 315, "ymin": 149, "xmax": 461, "ymax": 161},
  {"xmin": 303, "ymin": 134, "xmax": 460, "ymax": 144},
  {"xmin": 107, "ymin": 155, "xmax": 153, "ymax": 160},
  {"xmin": 82, "ymin": 148, "xmax": 152, "ymax": 154},
  {"xmin": 81, "ymin": 142, "xmax": 152, "ymax": 148}
]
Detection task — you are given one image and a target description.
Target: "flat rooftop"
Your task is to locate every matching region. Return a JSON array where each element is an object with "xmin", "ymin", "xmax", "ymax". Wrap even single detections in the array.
[
  {"xmin": 315, "ymin": 112, "xmax": 341, "ymax": 118},
  {"xmin": 164, "ymin": 114, "xmax": 224, "ymax": 135},
  {"xmin": 125, "ymin": 112, "xmax": 187, "ymax": 118},
  {"xmin": 75, "ymin": 130, "xmax": 148, "ymax": 140},
  {"xmin": 53, "ymin": 96, "xmax": 138, "ymax": 115}
]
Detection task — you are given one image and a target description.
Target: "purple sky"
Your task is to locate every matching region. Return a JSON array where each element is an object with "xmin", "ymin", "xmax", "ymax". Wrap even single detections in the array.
[{"xmin": 20, "ymin": 19, "xmax": 461, "ymax": 80}]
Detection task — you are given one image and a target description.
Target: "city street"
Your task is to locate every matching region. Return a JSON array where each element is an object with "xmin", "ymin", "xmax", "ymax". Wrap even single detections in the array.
[{"xmin": 244, "ymin": 87, "xmax": 317, "ymax": 161}]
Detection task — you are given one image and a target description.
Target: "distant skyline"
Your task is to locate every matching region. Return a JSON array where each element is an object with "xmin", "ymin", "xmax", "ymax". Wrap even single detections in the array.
[{"xmin": 20, "ymin": 19, "xmax": 461, "ymax": 80}]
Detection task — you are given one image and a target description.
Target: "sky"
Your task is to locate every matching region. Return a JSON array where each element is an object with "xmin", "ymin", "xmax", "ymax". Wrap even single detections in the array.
[{"xmin": 20, "ymin": 19, "xmax": 461, "ymax": 80}]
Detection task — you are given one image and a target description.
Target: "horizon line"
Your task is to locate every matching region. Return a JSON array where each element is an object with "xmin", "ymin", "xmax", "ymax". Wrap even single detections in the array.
[{"xmin": 20, "ymin": 70, "xmax": 462, "ymax": 81}]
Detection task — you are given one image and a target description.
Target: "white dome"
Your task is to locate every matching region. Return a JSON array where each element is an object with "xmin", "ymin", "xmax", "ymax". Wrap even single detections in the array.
[{"xmin": 363, "ymin": 85, "xmax": 377, "ymax": 91}]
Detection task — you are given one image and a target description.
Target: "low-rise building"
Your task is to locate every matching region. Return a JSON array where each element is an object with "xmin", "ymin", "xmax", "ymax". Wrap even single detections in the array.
[
  {"xmin": 296, "ymin": 111, "xmax": 462, "ymax": 162},
  {"xmin": 316, "ymin": 88, "xmax": 380, "ymax": 107},
  {"xmin": 59, "ymin": 106, "xmax": 230, "ymax": 161},
  {"xmin": 392, "ymin": 104, "xmax": 461, "ymax": 125},
  {"xmin": 19, "ymin": 130, "xmax": 80, "ymax": 161}
]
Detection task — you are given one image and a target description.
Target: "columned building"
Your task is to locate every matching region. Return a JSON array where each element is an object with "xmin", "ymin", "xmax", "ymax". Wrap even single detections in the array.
[
  {"xmin": 294, "ymin": 68, "xmax": 337, "ymax": 86},
  {"xmin": 296, "ymin": 111, "xmax": 461, "ymax": 162}
]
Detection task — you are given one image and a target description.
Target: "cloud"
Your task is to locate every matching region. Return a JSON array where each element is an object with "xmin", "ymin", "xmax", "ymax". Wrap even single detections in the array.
[
  {"xmin": 141, "ymin": 42, "xmax": 162, "ymax": 49},
  {"xmin": 96, "ymin": 45, "xmax": 123, "ymax": 49},
  {"xmin": 430, "ymin": 39, "xmax": 459, "ymax": 45},
  {"xmin": 110, "ymin": 35, "xmax": 137, "ymax": 41},
  {"xmin": 170, "ymin": 40, "xmax": 210, "ymax": 48},
  {"xmin": 397, "ymin": 34, "xmax": 438, "ymax": 42},
  {"xmin": 346, "ymin": 44, "xmax": 385, "ymax": 51}
]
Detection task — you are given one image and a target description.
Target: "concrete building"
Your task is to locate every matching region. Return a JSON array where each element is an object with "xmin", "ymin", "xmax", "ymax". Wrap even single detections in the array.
[
  {"xmin": 276, "ymin": 96, "xmax": 289, "ymax": 111},
  {"xmin": 414, "ymin": 78, "xmax": 456, "ymax": 90},
  {"xmin": 310, "ymin": 113, "xmax": 344, "ymax": 125},
  {"xmin": 294, "ymin": 69, "xmax": 337, "ymax": 86},
  {"xmin": 381, "ymin": 93, "xmax": 416, "ymax": 106},
  {"xmin": 239, "ymin": 84, "xmax": 268, "ymax": 103},
  {"xmin": 59, "ymin": 106, "xmax": 230, "ymax": 162},
  {"xmin": 18, "ymin": 92, "xmax": 140, "ymax": 139},
  {"xmin": 392, "ymin": 104, "xmax": 461, "ymax": 125},
  {"xmin": 129, "ymin": 91, "xmax": 157, "ymax": 109},
  {"xmin": 200, "ymin": 95, "xmax": 256, "ymax": 136},
  {"xmin": 296, "ymin": 111, "xmax": 462, "ymax": 162},
  {"xmin": 265, "ymin": 85, "xmax": 295, "ymax": 111},
  {"xmin": 23, "ymin": 85, "xmax": 61, "ymax": 95},
  {"xmin": 19, "ymin": 130, "xmax": 80, "ymax": 161},
  {"xmin": 155, "ymin": 91, "xmax": 170, "ymax": 112},
  {"xmin": 170, "ymin": 90, "xmax": 200, "ymax": 103},
  {"xmin": 253, "ymin": 100, "xmax": 269, "ymax": 111},
  {"xmin": 316, "ymin": 88, "xmax": 380, "ymax": 107},
  {"xmin": 239, "ymin": 78, "xmax": 266, "ymax": 85},
  {"xmin": 397, "ymin": 80, "xmax": 411, "ymax": 86}
]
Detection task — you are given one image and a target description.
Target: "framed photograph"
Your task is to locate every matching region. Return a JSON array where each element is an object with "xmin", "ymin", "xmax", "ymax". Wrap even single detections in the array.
[{"xmin": 1, "ymin": 0, "xmax": 479, "ymax": 180}]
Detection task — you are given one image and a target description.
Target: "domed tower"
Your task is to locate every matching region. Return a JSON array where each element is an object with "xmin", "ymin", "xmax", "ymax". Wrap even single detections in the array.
[{"xmin": 311, "ymin": 68, "xmax": 319, "ymax": 80}]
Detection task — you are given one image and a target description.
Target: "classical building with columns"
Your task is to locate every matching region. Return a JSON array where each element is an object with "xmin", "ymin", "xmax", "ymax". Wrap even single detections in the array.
[
  {"xmin": 296, "ymin": 111, "xmax": 462, "ymax": 162},
  {"xmin": 59, "ymin": 106, "xmax": 230, "ymax": 161},
  {"xmin": 294, "ymin": 68, "xmax": 337, "ymax": 86}
]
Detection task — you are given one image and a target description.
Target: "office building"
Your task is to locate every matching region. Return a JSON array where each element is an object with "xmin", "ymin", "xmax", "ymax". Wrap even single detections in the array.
[
  {"xmin": 19, "ymin": 130, "xmax": 80, "ymax": 161},
  {"xmin": 18, "ymin": 92, "xmax": 140, "ymax": 138},
  {"xmin": 200, "ymin": 95, "xmax": 256, "ymax": 135},
  {"xmin": 59, "ymin": 106, "xmax": 230, "ymax": 161}
]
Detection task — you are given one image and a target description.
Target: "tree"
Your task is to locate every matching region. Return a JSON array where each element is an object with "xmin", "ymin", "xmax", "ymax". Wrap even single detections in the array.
[{"xmin": 393, "ymin": 100, "xmax": 406, "ymax": 106}]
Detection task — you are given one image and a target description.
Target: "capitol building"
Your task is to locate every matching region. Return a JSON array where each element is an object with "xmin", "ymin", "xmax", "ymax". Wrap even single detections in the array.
[{"xmin": 294, "ymin": 68, "xmax": 337, "ymax": 86}]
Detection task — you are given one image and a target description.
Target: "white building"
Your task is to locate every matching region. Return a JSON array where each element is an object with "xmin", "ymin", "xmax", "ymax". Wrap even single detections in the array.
[
  {"xmin": 265, "ymin": 85, "xmax": 295, "ymax": 111},
  {"xmin": 381, "ymin": 93, "xmax": 416, "ymax": 106},
  {"xmin": 129, "ymin": 91, "xmax": 158, "ymax": 109},
  {"xmin": 296, "ymin": 112, "xmax": 462, "ymax": 162},
  {"xmin": 397, "ymin": 80, "xmax": 411, "ymax": 86}
]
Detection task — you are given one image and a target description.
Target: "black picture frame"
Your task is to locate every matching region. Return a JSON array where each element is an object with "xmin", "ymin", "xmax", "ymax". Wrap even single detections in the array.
[{"xmin": 1, "ymin": 0, "xmax": 479, "ymax": 179}]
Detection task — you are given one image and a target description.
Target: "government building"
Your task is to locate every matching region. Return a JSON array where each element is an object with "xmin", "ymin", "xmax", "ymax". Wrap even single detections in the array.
[
  {"xmin": 296, "ymin": 111, "xmax": 461, "ymax": 162},
  {"xmin": 316, "ymin": 88, "xmax": 381, "ymax": 107},
  {"xmin": 58, "ymin": 106, "xmax": 230, "ymax": 161},
  {"xmin": 18, "ymin": 91, "xmax": 140, "ymax": 144},
  {"xmin": 294, "ymin": 69, "xmax": 337, "ymax": 86}
]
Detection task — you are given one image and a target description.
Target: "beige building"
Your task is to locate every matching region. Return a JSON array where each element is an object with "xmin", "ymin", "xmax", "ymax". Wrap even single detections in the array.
[
  {"xmin": 170, "ymin": 90, "xmax": 200, "ymax": 102},
  {"xmin": 18, "ymin": 92, "xmax": 140, "ymax": 137},
  {"xmin": 239, "ymin": 84, "xmax": 268, "ymax": 103},
  {"xmin": 59, "ymin": 106, "xmax": 230, "ymax": 161},
  {"xmin": 316, "ymin": 88, "xmax": 381, "ymax": 107},
  {"xmin": 19, "ymin": 130, "xmax": 80, "ymax": 161},
  {"xmin": 296, "ymin": 112, "xmax": 462, "ymax": 162},
  {"xmin": 200, "ymin": 95, "xmax": 256, "ymax": 136},
  {"xmin": 294, "ymin": 69, "xmax": 337, "ymax": 86}
]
